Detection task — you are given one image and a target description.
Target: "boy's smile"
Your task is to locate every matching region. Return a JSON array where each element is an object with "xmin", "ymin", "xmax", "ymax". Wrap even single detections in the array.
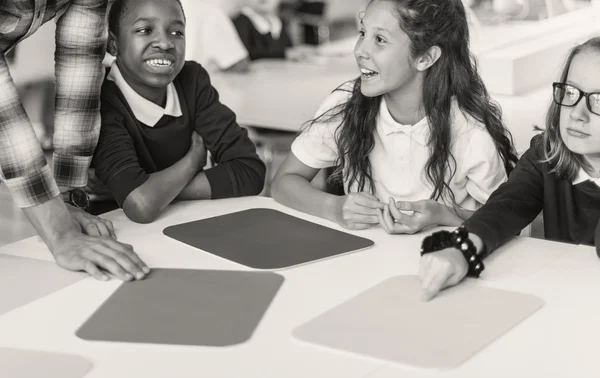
[{"xmin": 111, "ymin": 0, "xmax": 186, "ymax": 106}]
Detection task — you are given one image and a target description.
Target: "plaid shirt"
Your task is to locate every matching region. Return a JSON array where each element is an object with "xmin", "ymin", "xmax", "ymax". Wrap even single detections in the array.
[{"xmin": 0, "ymin": 0, "xmax": 108, "ymax": 208}]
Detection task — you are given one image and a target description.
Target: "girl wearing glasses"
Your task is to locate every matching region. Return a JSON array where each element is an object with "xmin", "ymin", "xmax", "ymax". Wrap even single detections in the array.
[{"xmin": 419, "ymin": 37, "xmax": 600, "ymax": 301}]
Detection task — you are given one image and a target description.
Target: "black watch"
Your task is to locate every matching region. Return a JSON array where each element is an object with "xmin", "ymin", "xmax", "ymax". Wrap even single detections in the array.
[{"xmin": 62, "ymin": 188, "xmax": 90, "ymax": 209}]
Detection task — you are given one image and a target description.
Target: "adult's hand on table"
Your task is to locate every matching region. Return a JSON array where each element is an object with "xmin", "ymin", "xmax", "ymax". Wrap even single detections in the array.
[
  {"xmin": 51, "ymin": 230, "xmax": 150, "ymax": 282},
  {"xmin": 67, "ymin": 204, "xmax": 116, "ymax": 239}
]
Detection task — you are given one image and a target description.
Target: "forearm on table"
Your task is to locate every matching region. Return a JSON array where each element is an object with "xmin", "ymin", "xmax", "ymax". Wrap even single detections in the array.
[
  {"xmin": 271, "ymin": 173, "xmax": 339, "ymax": 222},
  {"xmin": 122, "ymin": 152, "xmax": 198, "ymax": 223},
  {"xmin": 176, "ymin": 172, "xmax": 211, "ymax": 200}
]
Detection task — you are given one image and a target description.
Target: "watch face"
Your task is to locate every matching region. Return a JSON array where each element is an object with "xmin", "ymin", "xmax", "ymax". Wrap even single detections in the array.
[{"xmin": 71, "ymin": 189, "xmax": 89, "ymax": 208}]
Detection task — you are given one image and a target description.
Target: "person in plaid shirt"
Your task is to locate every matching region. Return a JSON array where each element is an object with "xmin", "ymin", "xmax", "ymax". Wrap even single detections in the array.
[{"xmin": 0, "ymin": 0, "xmax": 149, "ymax": 281}]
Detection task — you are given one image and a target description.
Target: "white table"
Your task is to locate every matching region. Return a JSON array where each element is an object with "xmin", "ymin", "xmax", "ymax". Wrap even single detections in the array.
[
  {"xmin": 211, "ymin": 57, "xmax": 358, "ymax": 133},
  {"xmin": 0, "ymin": 196, "xmax": 595, "ymax": 378}
]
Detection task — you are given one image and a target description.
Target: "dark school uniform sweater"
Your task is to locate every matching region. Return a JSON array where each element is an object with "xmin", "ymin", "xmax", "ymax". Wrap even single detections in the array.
[
  {"xmin": 232, "ymin": 13, "xmax": 293, "ymax": 60},
  {"xmin": 92, "ymin": 61, "xmax": 265, "ymax": 207},
  {"xmin": 463, "ymin": 134, "xmax": 600, "ymax": 257}
]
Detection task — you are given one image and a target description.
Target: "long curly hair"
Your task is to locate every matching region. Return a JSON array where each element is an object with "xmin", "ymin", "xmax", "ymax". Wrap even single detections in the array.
[
  {"xmin": 306, "ymin": 0, "xmax": 518, "ymax": 206},
  {"xmin": 540, "ymin": 37, "xmax": 600, "ymax": 181}
]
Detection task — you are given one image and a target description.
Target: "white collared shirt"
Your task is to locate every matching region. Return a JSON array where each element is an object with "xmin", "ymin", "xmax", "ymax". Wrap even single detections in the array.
[
  {"xmin": 573, "ymin": 168, "xmax": 600, "ymax": 187},
  {"xmin": 291, "ymin": 84, "xmax": 508, "ymax": 210},
  {"xmin": 107, "ymin": 61, "xmax": 182, "ymax": 127},
  {"xmin": 241, "ymin": 6, "xmax": 283, "ymax": 39}
]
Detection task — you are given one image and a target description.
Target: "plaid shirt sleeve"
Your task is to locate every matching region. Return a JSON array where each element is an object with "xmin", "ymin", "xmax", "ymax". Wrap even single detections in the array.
[
  {"xmin": 52, "ymin": 0, "xmax": 108, "ymax": 190},
  {"xmin": 0, "ymin": 56, "xmax": 59, "ymax": 208}
]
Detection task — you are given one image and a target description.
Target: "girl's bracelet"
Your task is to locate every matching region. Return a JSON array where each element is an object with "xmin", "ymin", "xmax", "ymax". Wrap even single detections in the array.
[{"xmin": 420, "ymin": 225, "xmax": 485, "ymax": 278}]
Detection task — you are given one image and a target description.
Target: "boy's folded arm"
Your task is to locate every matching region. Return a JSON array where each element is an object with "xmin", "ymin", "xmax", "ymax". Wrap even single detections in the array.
[
  {"xmin": 93, "ymin": 113, "xmax": 196, "ymax": 223},
  {"xmin": 176, "ymin": 155, "xmax": 265, "ymax": 200},
  {"xmin": 192, "ymin": 74, "xmax": 266, "ymax": 198},
  {"xmin": 176, "ymin": 172, "xmax": 211, "ymax": 200},
  {"xmin": 122, "ymin": 150, "xmax": 202, "ymax": 223}
]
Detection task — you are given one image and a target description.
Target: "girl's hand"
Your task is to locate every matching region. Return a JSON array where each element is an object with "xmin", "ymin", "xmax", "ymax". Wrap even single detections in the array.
[
  {"xmin": 333, "ymin": 192, "xmax": 386, "ymax": 230},
  {"xmin": 420, "ymin": 247, "xmax": 468, "ymax": 301},
  {"xmin": 378, "ymin": 198, "xmax": 444, "ymax": 234}
]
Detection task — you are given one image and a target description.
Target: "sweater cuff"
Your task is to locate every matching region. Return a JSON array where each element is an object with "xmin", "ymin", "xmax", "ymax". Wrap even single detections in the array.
[
  {"xmin": 204, "ymin": 164, "xmax": 236, "ymax": 199},
  {"xmin": 106, "ymin": 166, "xmax": 149, "ymax": 207}
]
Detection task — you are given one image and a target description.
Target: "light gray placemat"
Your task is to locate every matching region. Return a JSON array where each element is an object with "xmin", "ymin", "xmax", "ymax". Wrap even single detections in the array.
[
  {"xmin": 293, "ymin": 275, "xmax": 544, "ymax": 369},
  {"xmin": 0, "ymin": 254, "xmax": 87, "ymax": 316},
  {"xmin": 163, "ymin": 208, "xmax": 374, "ymax": 269},
  {"xmin": 0, "ymin": 348, "xmax": 92, "ymax": 378},
  {"xmin": 76, "ymin": 269, "xmax": 284, "ymax": 346}
]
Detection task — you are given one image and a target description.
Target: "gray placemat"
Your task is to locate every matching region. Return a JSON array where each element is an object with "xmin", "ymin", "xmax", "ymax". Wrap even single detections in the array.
[
  {"xmin": 76, "ymin": 269, "xmax": 284, "ymax": 346},
  {"xmin": 293, "ymin": 275, "xmax": 544, "ymax": 369},
  {"xmin": 0, "ymin": 254, "xmax": 87, "ymax": 316},
  {"xmin": 0, "ymin": 348, "xmax": 92, "ymax": 378},
  {"xmin": 163, "ymin": 208, "xmax": 374, "ymax": 269}
]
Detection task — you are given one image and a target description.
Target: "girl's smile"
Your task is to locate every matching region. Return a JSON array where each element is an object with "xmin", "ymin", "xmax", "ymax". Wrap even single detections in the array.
[
  {"xmin": 353, "ymin": 0, "xmax": 422, "ymax": 117},
  {"xmin": 359, "ymin": 65, "xmax": 379, "ymax": 80}
]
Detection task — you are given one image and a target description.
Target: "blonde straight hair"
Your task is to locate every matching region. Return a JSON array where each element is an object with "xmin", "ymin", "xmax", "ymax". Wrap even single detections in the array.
[{"xmin": 541, "ymin": 37, "xmax": 600, "ymax": 181}]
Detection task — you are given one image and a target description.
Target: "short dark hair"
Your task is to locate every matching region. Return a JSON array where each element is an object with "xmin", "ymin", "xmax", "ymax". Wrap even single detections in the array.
[{"xmin": 108, "ymin": 0, "xmax": 185, "ymax": 35}]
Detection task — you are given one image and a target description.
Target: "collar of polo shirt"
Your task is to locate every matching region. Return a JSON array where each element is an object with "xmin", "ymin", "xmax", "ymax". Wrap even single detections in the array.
[
  {"xmin": 573, "ymin": 167, "xmax": 600, "ymax": 187},
  {"xmin": 379, "ymin": 97, "xmax": 429, "ymax": 145},
  {"xmin": 107, "ymin": 61, "xmax": 182, "ymax": 127}
]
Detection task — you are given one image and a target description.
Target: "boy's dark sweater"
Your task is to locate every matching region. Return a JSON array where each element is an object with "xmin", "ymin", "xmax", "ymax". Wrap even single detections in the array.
[
  {"xmin": 92, "ymin": 61, "xmax": 265, "ymax": 207},
  {"xmin": 232, "ymin": 13, "xmax": 292, "ymax": 60},
  {"xmin": 464, "ymin": 134, "xmax": 600, "ymax": 257}
]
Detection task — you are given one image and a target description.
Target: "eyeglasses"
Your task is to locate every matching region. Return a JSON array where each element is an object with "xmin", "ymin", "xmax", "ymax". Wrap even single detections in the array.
[{"xmin": 552, "ymin": 82, "xmax": 600, "ymax": 116}]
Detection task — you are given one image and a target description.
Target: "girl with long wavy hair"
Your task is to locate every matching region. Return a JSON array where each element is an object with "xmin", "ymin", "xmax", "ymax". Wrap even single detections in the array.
[
  {"xmin": 271, "ymin": 0, "xmax": 517, "ymax": 233},
  {"xmin": 420, "ymin": 37, "xmax": 600, "ymax": 301}
]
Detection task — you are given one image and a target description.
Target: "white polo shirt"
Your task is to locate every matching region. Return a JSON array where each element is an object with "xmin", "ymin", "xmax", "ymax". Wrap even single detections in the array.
[
  {"xmin": 181, "ymin": 0, "xmax": 249, "ymax": 71},
  {"xmin": 291, "ymin": 85, "xmax": 508, "ymax": 210}
]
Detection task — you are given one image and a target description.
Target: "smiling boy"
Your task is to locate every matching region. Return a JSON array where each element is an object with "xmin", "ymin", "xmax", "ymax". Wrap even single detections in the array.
[{"xmin": 92, "ymin": 0, "xmax": 265, "ymax": 223}]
